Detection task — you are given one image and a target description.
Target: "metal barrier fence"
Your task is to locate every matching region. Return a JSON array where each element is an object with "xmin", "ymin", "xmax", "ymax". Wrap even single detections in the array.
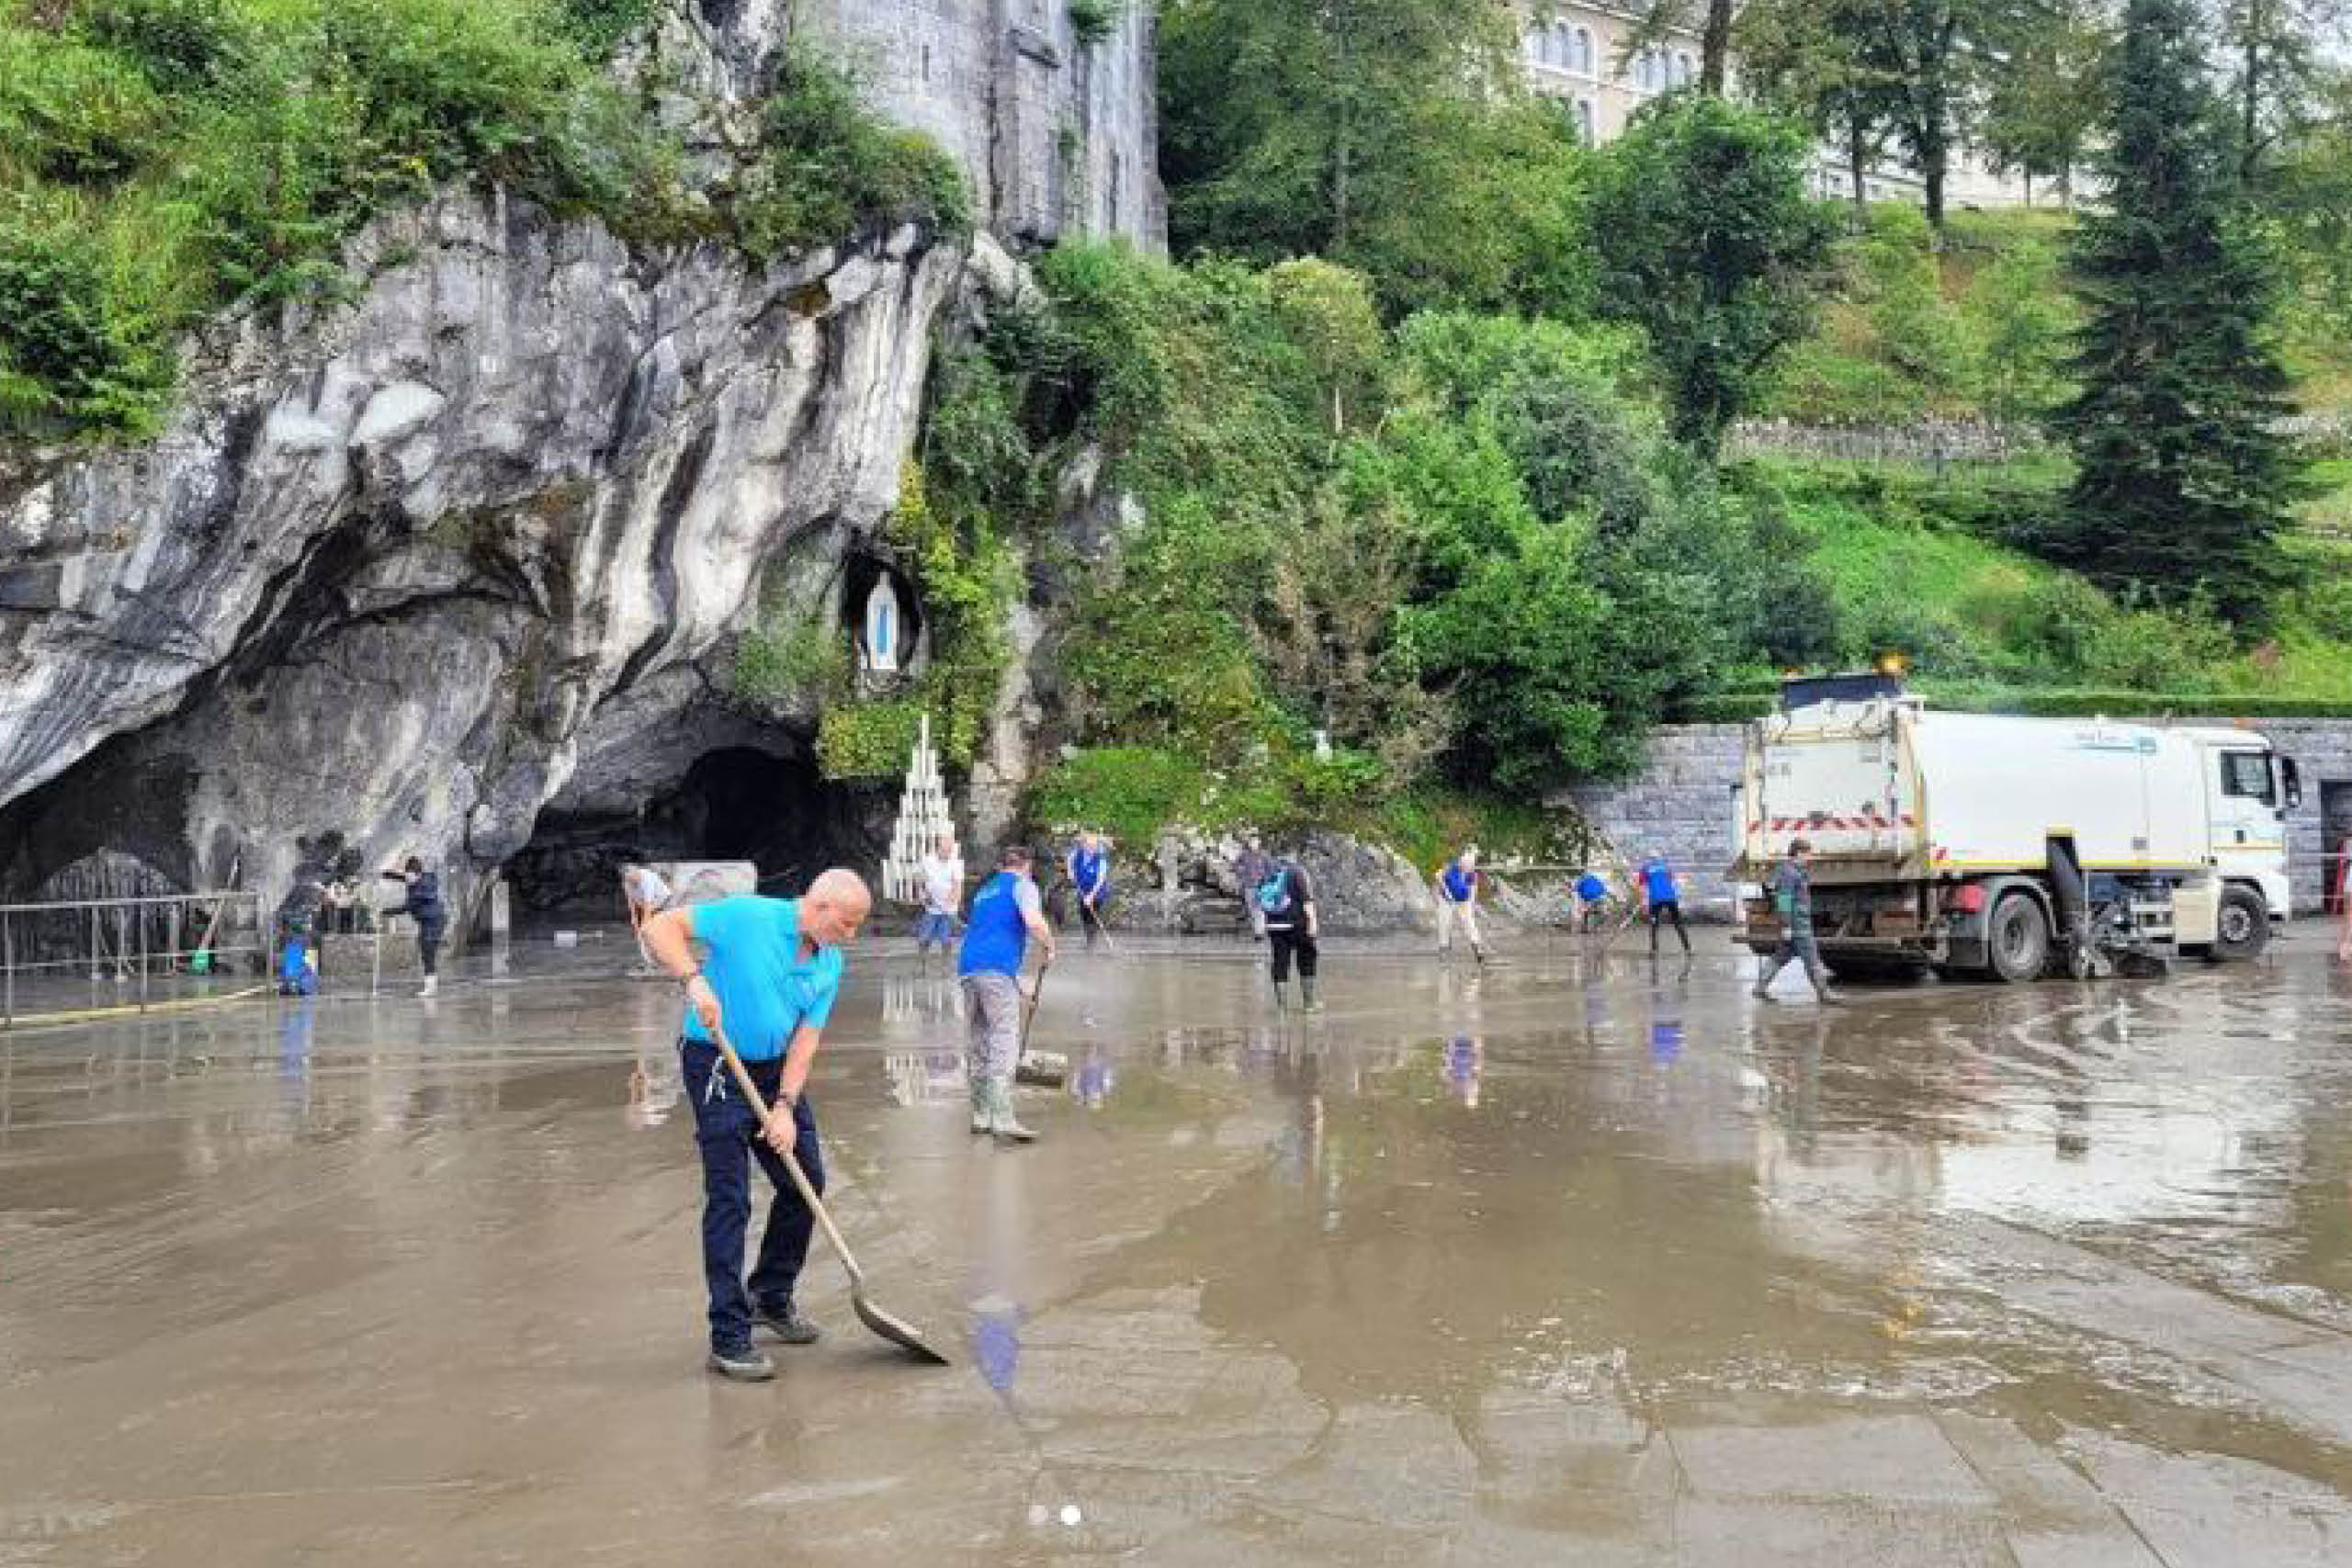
[{"xmin": 1, "ymin": 890, "xmax": 266, "ymax": 1029}]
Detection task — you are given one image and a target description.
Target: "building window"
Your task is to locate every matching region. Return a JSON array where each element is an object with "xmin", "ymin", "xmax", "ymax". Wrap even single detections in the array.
[
  {"xmin": 1674, "ymin": 51, "xmax": 1693, "ymax": 86},
  {"xmin": 1575, "ymin": 98, "xmax": 1595, "ymax": 146},
  {"xmin": 1525, "ymin": 25, "xmax": 1544, "ymax": 62},
  {"xmin": 1573, "ymin": 25, "xmax": 1592, "ymax": 73}
]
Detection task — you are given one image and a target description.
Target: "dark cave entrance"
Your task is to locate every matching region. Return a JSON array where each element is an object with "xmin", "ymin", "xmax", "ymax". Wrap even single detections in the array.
[{"xmin": 505, "ymin": 746, "xmax": 888, "ymax": 918}]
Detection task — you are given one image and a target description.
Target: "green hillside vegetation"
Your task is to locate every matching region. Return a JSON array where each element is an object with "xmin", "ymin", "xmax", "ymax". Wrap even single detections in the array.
[
  {"xmin": 1768, "ymin": 203, "xmax": 2352, "ymax": 428},
  {"xmin": 0, "ymin": 0, "xmax": 963, "ymax": 436}
]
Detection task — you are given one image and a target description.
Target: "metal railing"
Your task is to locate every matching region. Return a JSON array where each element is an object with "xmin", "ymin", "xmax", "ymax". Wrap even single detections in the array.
[{"xmin": 1, "ymin": 890, "xmax": 266, "ymax": 1029}]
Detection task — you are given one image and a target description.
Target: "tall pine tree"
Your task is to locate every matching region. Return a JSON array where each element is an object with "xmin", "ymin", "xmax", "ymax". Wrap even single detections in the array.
[{"xmin": 2046, "ymin": 0, "xmax": 2302, "ymax": 627}]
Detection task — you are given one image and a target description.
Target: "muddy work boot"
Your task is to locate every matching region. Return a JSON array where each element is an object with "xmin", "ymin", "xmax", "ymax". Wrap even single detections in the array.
[
  {"xmin": 989, "ymin": 1081, "xmax": 1038, "ymax": 1145},
  {"xmin": 968, "ymin": 1077, "xmax": 991, "ymax": 1136},
  {"xmin": 417, "ymin": 975, "xmax": 438, "ymax": 998},
  {"xmin": 707, "ymin": 1341, "xmax": 776, "ymax": 1382},
  {"xmin": 754, "ymin": 1299, "xmax": 821, "ymax": 1346},
  {"xmin": 1301, "ymin": 977, "xmax": 1323, "ymax": 1013},
  {"xmin": 1272, "ymin": 981, "xmax": 1292, "ymax": 1011}
]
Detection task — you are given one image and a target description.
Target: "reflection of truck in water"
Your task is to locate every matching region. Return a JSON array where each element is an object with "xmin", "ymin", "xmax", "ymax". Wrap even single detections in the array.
[{"xmin": 1733, "ymin": 676, "xmax": 2298, "ymax": 981}]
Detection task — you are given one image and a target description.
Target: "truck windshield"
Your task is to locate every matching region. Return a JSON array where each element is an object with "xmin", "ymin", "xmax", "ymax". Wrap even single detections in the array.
[{"xmin": 2222, "ymin": 751, "xmax": 2276, "ymax": 805}]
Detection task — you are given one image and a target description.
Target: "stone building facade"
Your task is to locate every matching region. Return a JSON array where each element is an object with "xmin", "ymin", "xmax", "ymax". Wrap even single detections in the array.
[{"xmin": 1515, "ymin": 3, "xmax": 2035, "ymax": 208}]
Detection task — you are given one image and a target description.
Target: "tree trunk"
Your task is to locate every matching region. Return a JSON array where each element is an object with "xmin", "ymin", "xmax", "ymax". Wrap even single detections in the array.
[
  {"xmin": 1701, "ymin": 0, "xmax": 1733, "ymax": 94},
  {"xmin": 2241, "ymin": 25, "xmax": 2262, "ymax": 186},
  {"xmin": 1849, "ymin": 115, "xmax": 1870, "ymax": 226},
  {"xmin": 1924, "ymin": 152, "xmax": 1946, "ymax": 230},
  {"xmin": 1329, "ymin": 12, "xmax": 1353, "ymax": 253}
]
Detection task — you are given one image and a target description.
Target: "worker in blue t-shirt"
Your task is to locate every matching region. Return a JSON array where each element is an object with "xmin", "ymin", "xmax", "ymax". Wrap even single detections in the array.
[
  {"xmin": 1432, "ymin": 845, "xmax": 1487, "ymax": 965},
  {"xmin": 1638, "ymin": 853, "xmax": 1692, "ymax": 955},
  {"xmin": 1575, "ymin": 869, "xmax": 1612, "ymax": 932},
  {"xmin": 642, "ymin": 869, "xmax": 872, "ymax": 1383}
]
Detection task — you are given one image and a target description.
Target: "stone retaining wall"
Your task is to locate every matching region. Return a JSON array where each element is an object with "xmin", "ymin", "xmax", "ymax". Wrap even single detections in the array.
[{"xmin": 1558, "ymin": 717, "xmax": 2352, "ymax": 919}]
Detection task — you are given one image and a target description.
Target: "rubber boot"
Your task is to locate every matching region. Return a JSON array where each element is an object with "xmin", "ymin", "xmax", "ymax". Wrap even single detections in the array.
[
  {"xmin": 968, "ymin": 1075, "xmax": 991, "ymax": 1135},
  {"xmin": 1272, "ymin": 981, "xmax": 1291, "ymax": 1011},
  {"xmin": 418, "ymin": 974, "xmax": 438, "ymax": 998},
  {"xmin": 1301, "ymin": 976, "xmax": 1322, "ymax": 1012},
  {"xmin": 989, "ymin": 1079, "xmax": 1037, "ymax": 1145}
]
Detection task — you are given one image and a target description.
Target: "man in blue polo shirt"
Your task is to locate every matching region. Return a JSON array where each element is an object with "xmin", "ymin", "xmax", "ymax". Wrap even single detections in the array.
[{"xmin": 643, "ymin": 868, "xmax": 872, "ymax": 1382}]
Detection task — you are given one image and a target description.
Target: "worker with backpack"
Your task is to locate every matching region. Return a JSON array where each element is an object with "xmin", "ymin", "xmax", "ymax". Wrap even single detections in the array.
[{"xmin": 1255, "ymin": 852, "xmax": 1321, "ymax": 1011}]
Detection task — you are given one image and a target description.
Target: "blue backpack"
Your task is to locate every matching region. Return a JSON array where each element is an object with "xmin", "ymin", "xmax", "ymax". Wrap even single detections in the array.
[{"xmin": 1256, "ymin": 864, "xmax": 1295, "ymax": 915}]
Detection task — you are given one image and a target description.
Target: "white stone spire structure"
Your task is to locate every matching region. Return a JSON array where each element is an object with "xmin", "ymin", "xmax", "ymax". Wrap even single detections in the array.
[{"xmin": 882, "ymin": 714, "xmax": 956, "ymax": 905}]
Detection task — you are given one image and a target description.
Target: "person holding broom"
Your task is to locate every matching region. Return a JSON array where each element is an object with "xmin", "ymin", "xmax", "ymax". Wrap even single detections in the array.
[
  {"xmin": 642, "ymin": 868, "xmax": 872, "ymax": 1382},
  {"xmin": 958, "ymin": 846, "xmax": 1056, "ymax": 1144}
]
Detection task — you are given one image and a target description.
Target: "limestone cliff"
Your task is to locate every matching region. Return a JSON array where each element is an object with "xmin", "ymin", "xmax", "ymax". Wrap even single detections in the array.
[{"xmin": 0, "ymin": 1, "xmax": 1161, "ymax": 922}]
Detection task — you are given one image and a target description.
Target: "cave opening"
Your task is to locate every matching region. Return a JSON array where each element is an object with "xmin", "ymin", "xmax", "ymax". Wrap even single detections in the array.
[{"xmin": 505, "ymin": 746, "xmax": 888, "ymax": 918}]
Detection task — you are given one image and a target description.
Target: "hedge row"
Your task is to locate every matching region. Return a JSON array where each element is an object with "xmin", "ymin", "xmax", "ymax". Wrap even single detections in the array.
[{"xmin": 1672, "ymin": 690, "xmax": 2352, "ymax": 724}]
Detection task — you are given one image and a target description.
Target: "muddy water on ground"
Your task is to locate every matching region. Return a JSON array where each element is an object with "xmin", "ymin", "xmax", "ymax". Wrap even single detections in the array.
[{"xmin": 3, "ymin": 942, "xmax": 2350, "ymax": 1563}]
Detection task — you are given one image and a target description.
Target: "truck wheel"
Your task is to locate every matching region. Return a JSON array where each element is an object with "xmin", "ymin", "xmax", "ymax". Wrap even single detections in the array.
[
  {"xmin": 2210, "ymin": 885, "xmax": 2270, "ymax": 963},
  {"xmin": 1986, "ymin": 893, "xmax": 2051, "ymax": 983}
]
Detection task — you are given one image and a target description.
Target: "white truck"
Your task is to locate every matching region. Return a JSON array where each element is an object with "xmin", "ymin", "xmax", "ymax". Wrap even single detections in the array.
[{"xmin": 1732, "ymin": 677, "xmax": 2298, "ymax": 982}]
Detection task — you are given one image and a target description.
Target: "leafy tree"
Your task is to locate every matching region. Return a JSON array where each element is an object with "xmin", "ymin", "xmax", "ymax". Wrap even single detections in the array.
[
  {"xmin": 2043, "ymin": 0, "xmax": 2304, "ymax": 625},
  {"xmin": 1589, "ymin": 96, "xmax": 1837, "ymax": 455},
  {"xmin": 1158, "ymin": 0, "xmax": 1588, "ymax": 317},
  {"xmin": 1738, "ymin": 0, "xmax": 1903, "ymax": 222},
  {"xmin": 1978, "ymin": 0, "xmax": 2111, "ymax": 207},
  {"xmin": 2215, "ymin": 0, "xmax": 2349, "ymax": 187}
]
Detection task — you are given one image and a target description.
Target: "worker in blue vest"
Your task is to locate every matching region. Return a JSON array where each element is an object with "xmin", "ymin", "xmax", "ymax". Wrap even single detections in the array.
[
  {"xmin": 1067, "ymin": 831, "xmax": 1113, "ymax": 952},
  {"xmin": 959, "ymin": 845, "xmax": 1057, "ymax": 1143}
]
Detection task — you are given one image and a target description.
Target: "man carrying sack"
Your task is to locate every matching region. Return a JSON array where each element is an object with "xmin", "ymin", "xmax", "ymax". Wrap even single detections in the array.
[
  {"xmin": 642, "ymin": 869, "xmax": 872, "ymax": 1382},
  {"xmin": 958, "ymin": 846, "xmax": 1056, "ymax": 1144}
]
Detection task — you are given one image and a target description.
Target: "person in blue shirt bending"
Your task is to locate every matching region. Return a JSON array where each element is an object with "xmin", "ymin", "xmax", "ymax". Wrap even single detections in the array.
[
  {"xmin": 1638, "ymin": 853, "xmax": 1692, "ymax": 955},
  {"xmin": 959, "ymin": 845, "xmax": 1057, "ymax": 1142},
  {"xmin": 1067, "ymin": 831, "xmax": 1113, "ymax": 952},
  {"xmin": 643, "ymin": 869, "xmax": 872, "ymax": 1383},
  {"xmin": 1432, "ymin": 845, "xmax": 1487, "ymax": 965}
]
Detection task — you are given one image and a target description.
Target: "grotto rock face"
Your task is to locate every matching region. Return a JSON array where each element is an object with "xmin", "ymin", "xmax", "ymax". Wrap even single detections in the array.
[
  {"xmin": 0, "ymin": 0, "xmax": 1166, "ymax": 922},
  {"xmin": 0, "ymin": 196, "xmax": 956, "ymax": 919}
]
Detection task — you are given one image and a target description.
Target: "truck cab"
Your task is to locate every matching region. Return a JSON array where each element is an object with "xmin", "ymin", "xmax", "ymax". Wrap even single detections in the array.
[{"xmin": 2184, "ymin": 728, "xmax": 2297, "ymax": 948}]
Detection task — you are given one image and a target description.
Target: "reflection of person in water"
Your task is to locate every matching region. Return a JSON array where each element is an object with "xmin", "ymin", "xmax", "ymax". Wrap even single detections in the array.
[
  {"xmin": 1648, "ymin": 957, "xmax": 1690, "ymax": 1065},
  {"xmin": 974, "ymin": 1298, "xmax": 1022, "ymax": 1394},
  {"xmin": 1445, "ymin": 1034, "xmax": 1484, "ymax": 1109},
  {"xmin": 626, "ymin": 1044, "xmax": 680, "ymax": 1130},
  {"xmin": 1076, "ymin": 1046, "xmax": 1114, "ymax": 1109}
]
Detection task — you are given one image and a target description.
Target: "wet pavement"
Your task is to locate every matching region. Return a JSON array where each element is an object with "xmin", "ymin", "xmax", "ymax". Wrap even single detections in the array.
[{"xmin": 5, "ymin": 936, "xmax": 2352, "ymax": 1564}]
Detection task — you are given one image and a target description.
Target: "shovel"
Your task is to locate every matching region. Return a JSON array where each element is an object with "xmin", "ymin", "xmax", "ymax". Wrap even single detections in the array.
[
  {"xmin": 708, "ymin": 1025, "xmax": 951, "ymax": 1366},
  {"xmin": 1013, "ymin": 958, "xmax": 1068, "ymax": 1088}
]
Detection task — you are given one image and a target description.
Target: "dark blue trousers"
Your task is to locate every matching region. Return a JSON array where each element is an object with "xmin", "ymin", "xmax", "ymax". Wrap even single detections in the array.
[{"xmin": 680, "ymin": 1041, "xmax": 825, "ymax": 1351}]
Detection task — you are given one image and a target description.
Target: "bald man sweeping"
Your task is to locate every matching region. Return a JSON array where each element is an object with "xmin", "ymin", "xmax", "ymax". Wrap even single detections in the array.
[{"xmin": 643, "ymin": 869, "xmax": 873, "ymax": 1382}]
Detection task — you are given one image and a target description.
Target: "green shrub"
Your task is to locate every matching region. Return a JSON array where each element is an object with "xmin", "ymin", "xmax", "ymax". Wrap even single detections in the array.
[
  {"xmin": 732, "ymin": 613, "xmax": 849, "ymax": 709},
  {"xmin": 0, "ymin": 210, "xmax": 174, "ymax": 434},
  {"xmin": 1069, "ymin": 0, "xmax": 1123, "ymax": 45},
  {"xmin": 818, "ymin": 699, "xmax": 925, "ymax": 780},
  {"xmin": 1027, "ymin": 746, "xmax": 1217, "ymax": 845},
  {"xmin": 77, "ymin": 0, "xmax": 250, "ymax": 90},
  {"xmin": 555, "ymin": 0, "xmax": 659, "ymax": 58},
  {"xmin": 0, "ymin": 29, "xmax": 171, "ymax": 186},
  {"xmin": 737, "ymin": 54, "xmax": 969, "ymax": 259}
]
